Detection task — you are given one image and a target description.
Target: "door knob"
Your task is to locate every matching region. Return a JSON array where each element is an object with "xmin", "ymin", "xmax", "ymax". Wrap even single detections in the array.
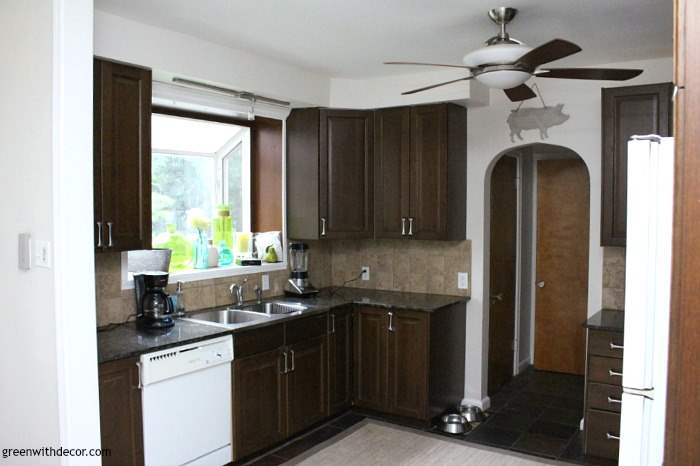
[
  {"xmin": 490, "ymin": 293, "xmax": 503, "ymax": 302},
  {"xmin": 536, "ymin": 281, "xmax": 545, "ymax": 288}
]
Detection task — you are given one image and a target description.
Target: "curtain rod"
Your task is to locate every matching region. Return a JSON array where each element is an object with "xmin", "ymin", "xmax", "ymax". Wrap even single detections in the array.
[{"xmin": 168, "ymin": 77, "xmax": 291, "ymax": 108}]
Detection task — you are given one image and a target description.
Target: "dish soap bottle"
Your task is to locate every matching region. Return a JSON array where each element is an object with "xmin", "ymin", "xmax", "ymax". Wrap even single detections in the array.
[
  {"xmin": 172, "ymin": 281, "xmax": 186, "ymax": 317},
  {"xmin": 207, "ymin": 239, "xmax": 219, "ymax": 268}
]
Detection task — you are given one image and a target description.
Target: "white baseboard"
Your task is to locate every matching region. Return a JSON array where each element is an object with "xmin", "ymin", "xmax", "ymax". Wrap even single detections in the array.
[
  {"xmin": 518, "ymin": 359, "xmax": 531, "ymax": 374},
  {"xmin": 461, "ymin": 396, "xmax": 491, "ymax": 411}
]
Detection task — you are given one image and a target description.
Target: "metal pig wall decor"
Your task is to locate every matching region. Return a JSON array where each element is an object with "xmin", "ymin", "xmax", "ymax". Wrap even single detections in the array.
[{"xmin": 507, "ymin": 103, "xmax": 570, "ymax": 142}]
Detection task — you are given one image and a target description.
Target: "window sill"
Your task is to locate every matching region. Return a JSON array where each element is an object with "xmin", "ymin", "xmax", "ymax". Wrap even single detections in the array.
[{"xmin": 121, "ymin": 256, "xmax": 287, "ymax": 290}]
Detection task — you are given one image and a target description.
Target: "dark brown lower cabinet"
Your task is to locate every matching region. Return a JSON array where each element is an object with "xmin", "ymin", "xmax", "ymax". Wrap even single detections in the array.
[
  {"xmin": 286, "ymin": 336, "xmax": 328, "ymax": 435},
  {"xmin": 98, "ymin": 358, "xmax": 144, "ymax": 466},
  {"xmin": 354, "ymin": 307, "xmax": 389, "ymax": 412},
  {"xmin": 232, "ymin": 348, "xmax": 286, "ymax": 460},
  {"xmin": 328, "ymin": 306, "xmax": 353, "ymax": 414}
]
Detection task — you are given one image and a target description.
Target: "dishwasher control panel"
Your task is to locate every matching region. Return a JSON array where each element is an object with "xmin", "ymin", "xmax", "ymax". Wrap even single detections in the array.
[{"xmin": 139, "ymin": 335, "xmax": 233, "ymax": 386}]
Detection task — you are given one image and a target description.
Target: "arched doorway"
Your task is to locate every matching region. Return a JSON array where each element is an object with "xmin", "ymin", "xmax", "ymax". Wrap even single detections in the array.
[{"xmin": 486, "ymin": 143, "xmax": 590, "ymax": 396}]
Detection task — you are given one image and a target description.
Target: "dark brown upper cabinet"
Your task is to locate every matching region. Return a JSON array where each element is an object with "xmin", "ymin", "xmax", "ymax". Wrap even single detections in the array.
[
  {"xmin": 94, "ymin": 57, "xmax": 152, "ymax": 252},
  {"xmin": 374, "ymin": 103, "xmax": 467, "ymax": 240},
  {"xmin": 601, "ymin": 83, "xmax": 673, "ymax": 246},
  {"xmin": 287, "ymin": 108, "xmax": 374, "ymax": 240}
]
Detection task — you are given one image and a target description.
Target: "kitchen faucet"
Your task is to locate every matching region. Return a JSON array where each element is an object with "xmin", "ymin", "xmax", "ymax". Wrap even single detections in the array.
[{"xmin": 229, "ymin": 278, "xmax": 248, "ymax": 306}]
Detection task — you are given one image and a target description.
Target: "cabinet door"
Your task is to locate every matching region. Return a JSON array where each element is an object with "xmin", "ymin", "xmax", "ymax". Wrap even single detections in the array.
[
  {"xmin": 353, "ymin": 307, "xmax": 389, "ymax": 411},
  {"xmin": 329, "ymin": 307, "xmax": 353, "ymax": 414},
  {"xmin": 601, "ymin": 83, "xmax": 673, "ymax": 246},
  {"xmin": 409, "ymin": 105, "xmax": 448, "ymax": 240},
  {"xmin": 286, "ymin": 336, "xmax": 328, "ymax": 435},
  {"xmin": 374, "ymin": 107, "xmax": 411, "ymax": 239},
  {"xmin": 319, "ymin": 109, "xmax": 374, "ymax": 238},
  {"xmin": 94, "ymin": 58, "xmax": 152, "ymax": 251},
  {"xmin": 388, "ymin": 310, "xmax": 430, "ymax": 420},
  {"xmin": 232, "ymin": 348, "xmax": 286, "ymax": 460},
  {"xmin": 98, "ymin": 358, "xmax": 144, "ymax": 466}
]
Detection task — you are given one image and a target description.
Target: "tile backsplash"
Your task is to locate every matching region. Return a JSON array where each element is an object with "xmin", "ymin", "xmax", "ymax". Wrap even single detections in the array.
[
  {"xmin": 94, "ymin": 239, "xmax": 470, "ymax": 327},
  {"xmin": 602, "ymin": 247, "xmax": 626, "ymax": 310}
]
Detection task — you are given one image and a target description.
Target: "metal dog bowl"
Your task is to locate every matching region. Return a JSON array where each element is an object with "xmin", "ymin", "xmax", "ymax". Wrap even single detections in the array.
[
  {"xmin": 439, "ymin": 413, "xmax": 471, "ymax": 435},
  {"xmin": 460, "ymin": 405, "xmax": 486, "ymax": 424}
]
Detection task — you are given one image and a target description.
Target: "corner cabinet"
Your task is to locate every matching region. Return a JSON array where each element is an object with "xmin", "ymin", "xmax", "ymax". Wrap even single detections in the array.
[
  {"xmin": 287, "ymin": 108, "xmax": 374, "ymax": 240},
  {"xmin": 94, "ymin": 57, "xmax": 152, "ymax": 252},
  {"xmin": 601, "ymin": 83, "xmax": 673, "ymax": 246},
  {"xmin": 98, "ymin": 358, "xmax": 144, "ymax": 466}
]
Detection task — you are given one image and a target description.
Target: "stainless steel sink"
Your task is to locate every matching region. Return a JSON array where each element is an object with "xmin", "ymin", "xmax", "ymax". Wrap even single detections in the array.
[
  {"xmin": 241, "ymin": 301, "xmax": 309, "ymax": 315},
  {"xmin": 188, "ymin": 308, "xmax": 271, "ymax": 325}
]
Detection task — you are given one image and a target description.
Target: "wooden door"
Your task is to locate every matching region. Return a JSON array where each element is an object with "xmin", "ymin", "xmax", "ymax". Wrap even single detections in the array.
[
  {"xmin": 319, "ymin": 109, "xmax": 373, "ymax": 238},
  {"xmin": 328, "ymin": 307, "xmax": 353, "ymax": 414},
  {"xmin": 374, "ymin": 107, "xmax": 410, "ymax": 239},
  {"xmin": 601, "ymin": 83, "xmax": 673, "ymax": 246},
  {"xmin": 387, "ymin": 310, "xmax": 430, "ymax": 420},
  {"xmin": 98, "ymin": 358, "xmax": 144, "ymax": 466},
  {"xmin": 353, "ymin": 307, "xmax": 388, "ymax": 411},
  {"xmin": 488, "ymin": 156, "xmax": 518, "ymax": 395},
  {"xmin": 232, "ymin": 348, "xmax": 286, "ymax": 460},
  {"xmin": 535, "ymin": 159, "xmax": 590, "ymax": 375},
  {"xmin": 409, "ymin": 104, "xmax": 448, "ymax": 240},
  {"xmin": 94, "ymin": 58, "xmax": 152, "ymax": 251},
  {"xmin": 286, "ymin": 336, "xmax": 328, "ymax": 435}
]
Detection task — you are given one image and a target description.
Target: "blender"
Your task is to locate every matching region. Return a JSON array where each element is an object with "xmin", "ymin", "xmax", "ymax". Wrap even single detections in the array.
[{"xmin": 284, "ymin": 242, "xmax": 319, "ymax": 297}]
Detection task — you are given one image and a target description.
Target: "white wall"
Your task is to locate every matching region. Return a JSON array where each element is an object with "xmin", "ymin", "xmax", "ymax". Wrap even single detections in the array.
[
  {"xmin": 464, "ymin": 57, "xmax": 673, "ymax": 407},
  {"xmin": 1, "ymin": 1, "xmax": 99, "ymax": 465},
  {"xmin": 94, "ymin": 10, "xmax": 331, "ymax": 107}
]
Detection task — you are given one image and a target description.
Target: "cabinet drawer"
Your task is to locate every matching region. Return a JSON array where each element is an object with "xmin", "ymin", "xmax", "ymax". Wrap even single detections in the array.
[
  {"xmin": 235, "ymin": 323, "xmax": 284, "ymax": 358},
  {"xmin": 588, "ymin": 355, "xmax": 623, "ymax": 386},
  {"xmin": 588, "ymin": 330, "xmax": 624, "ymax": 359},
  {"xmin": 585, "ymin": 409, "xmax": 621, "ymax": 460},
  {"xmin": 587, "ymin": 382, "xmax": 623, "ymax": 413},
  {"xmin": 285, "ymin": 313, "xmax": 328, "ymax": 345}
]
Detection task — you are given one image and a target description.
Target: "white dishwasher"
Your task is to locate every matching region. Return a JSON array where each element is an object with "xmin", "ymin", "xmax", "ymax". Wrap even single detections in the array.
[{"xmin": 139, "ymin": 335, "xmax": 234, "ymax": 466}]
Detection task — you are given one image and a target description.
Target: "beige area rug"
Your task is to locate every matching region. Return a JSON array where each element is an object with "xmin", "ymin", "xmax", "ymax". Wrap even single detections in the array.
[{"xmin": 284, "ymin": 420, "xmax": 563, "ymax": 466}]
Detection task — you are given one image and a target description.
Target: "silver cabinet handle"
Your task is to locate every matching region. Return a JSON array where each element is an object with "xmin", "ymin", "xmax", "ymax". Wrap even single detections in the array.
[
  {"xmin": 96, "ymin": 221, "xmax": 103, "ymax": 248},
  {"xmin": 290, "ymin": 349, "xmax": 295, "ymax": 372},
  {"xmin": 607, "ymin": 396, "xmax": 622, "ymax": 405},
  {"xmin": 330, "ymin": 314, "xmax": 336, "ymax": 334},
  {"xmin": 609, "ymin": 341, "xmax": 624, "ymax": 350},
  {"xmin": 490, "ymin": 293, "xmax": 504, "ymax": 303},
  {"xmin": 107, "ymin": 221, "xmax": 113, "ymax": 247},
  {"xmin": 408, "ymin": 217, "xmax": 414, "ymax": 236},
  {"xmin": 320, "ymin": 217, "xmax": 327, "ymax": 237},
  {"xmin": 401, "ymin": 217, "xmax": 407, "ymax": 236},
  {"xmin": 388, "ymin": 311, "xmax": 394, "ymax": 332},
  {"xmin": 609, "ymin": 369, "xmax": 623, "ymax": 377},
  {"xmin": 281, "ymin": 351, "xmax": 288, "ymax": 374},
  {"xmin": 606, "ymin": 432, "xmax": 621, "ymax": 441}
]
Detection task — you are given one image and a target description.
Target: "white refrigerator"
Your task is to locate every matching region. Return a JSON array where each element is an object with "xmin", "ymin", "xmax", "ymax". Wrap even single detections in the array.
[{"xmin": 618, "ymin": 136, "xmax": 674, "ymax": 466}]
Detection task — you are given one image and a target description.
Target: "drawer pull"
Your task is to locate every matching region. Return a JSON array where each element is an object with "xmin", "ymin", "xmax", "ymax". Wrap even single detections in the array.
[
  {"xmin": 608, "ymin": 369, "xmax": 623, "ymax": 377},
  {"xmin": 609, "ymin": 341, "xmax": 624, "ymax": 350},
  {"xmin": 607, "ymin": 396, "xmax": 623, "ymax": 405},
  {"xmin": 606, "ymin": 432, "xmax": 621, "ymax": 441}
]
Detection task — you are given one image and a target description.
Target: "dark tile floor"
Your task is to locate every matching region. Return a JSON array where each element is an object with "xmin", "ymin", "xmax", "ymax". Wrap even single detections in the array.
[{"xmin": 241, "ymin": 368, "xmax": 616, "ymax": 466}]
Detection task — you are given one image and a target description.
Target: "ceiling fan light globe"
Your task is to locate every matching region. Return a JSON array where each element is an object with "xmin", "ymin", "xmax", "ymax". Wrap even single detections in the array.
[
  {"xmin": 462, "ymin": 43, "xmax": 532, "ymax": 67},
  {"xmin": 476, "ymin": 70, "xmax": 531, "ymax": 89}
]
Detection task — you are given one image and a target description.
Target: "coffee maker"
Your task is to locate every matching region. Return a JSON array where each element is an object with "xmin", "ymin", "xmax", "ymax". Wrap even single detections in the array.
[
  {"xmin": 135, "ymin": 271, "xmax": 175, "ymax": 329},
  {"xmin": 284, "ymin": 242, "xmax": 319, "ymax": 297}
]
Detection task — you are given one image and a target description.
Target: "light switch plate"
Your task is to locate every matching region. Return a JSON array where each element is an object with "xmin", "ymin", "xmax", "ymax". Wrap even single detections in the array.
[
  {"xmin": 458, "ymin": 272, "xmax": 469, "ymax": 290},
  {"xmin": 261, "ymin": 274, "xmax": 270, "ymax": 291},
  {"xmin": 34, "ymin": 240, "xmax": 52, "ymax": 268},
  {"xmin": 361, "ymin": 266, "xmax": 370, "ymax": 281}
]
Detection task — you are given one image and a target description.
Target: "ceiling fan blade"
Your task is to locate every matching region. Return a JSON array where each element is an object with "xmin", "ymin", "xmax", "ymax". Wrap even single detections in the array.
[
  {"xmin": 503, "ymin": 83, "xmax": 537, "ymax": 102},
  {"xmin": 385, "ymin": 61, "xmax": 474, "ymax": 70},
  {"xmin": 515, "ymin": 39, "xmax": 582, "ymax": 68},
  {"xmin": 535, "ymin": 67, "xmax": 643, "ymax": 81},
  {"xmin": 401, "ymin": 76, "xmax": 473, "ymax": 95}
]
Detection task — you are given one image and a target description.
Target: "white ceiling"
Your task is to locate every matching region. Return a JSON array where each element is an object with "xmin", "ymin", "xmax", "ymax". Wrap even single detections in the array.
[{"xmin": 95, "ymin": 0, "xmax": 672, "ymax": 78}]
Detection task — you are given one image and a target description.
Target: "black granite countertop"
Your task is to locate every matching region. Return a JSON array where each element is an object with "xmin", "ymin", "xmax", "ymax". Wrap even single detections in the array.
[
  {"xmin": 584, "ymin": 309, "xmax": 625, "ymax": 332},
  {"xmin": 97, "ymin": 287, "xmax": 468, "ymax": 364}
]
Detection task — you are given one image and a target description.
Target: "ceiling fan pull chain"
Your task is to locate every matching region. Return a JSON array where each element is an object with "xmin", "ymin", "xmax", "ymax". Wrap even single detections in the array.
[{"xmin": 532, "ymin": 82, "xmax": 547, "ymax": 108}]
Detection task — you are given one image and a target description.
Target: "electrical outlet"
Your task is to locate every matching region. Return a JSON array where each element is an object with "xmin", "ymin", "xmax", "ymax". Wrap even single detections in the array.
[
  {"xmin": 458, "ymin": 272, "xmax": 469, "ymax": 290},
  {"xmin": 261, "ymin": 274, "xmax": 270, "ymax": 291},
  {"xmin": 361, "ymin": 266, "xmax": 370, "ymax": 281}
]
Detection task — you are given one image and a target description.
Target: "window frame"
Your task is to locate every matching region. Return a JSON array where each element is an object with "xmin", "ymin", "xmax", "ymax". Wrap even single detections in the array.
[{"xmin": 121, "ymin": 106, "xmax": 287, "ymax": 289}]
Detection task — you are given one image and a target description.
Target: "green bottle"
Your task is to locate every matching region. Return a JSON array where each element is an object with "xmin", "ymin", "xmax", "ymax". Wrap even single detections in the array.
[{"xmin": 212, "ymin": 204, "xmax": 233, "ymax": 249}]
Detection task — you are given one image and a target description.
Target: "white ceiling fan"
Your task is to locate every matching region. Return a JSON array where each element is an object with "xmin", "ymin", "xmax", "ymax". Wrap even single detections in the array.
[{"xmin": 385, "ymin": 7, "xmax": 643, "ymax": 101}]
